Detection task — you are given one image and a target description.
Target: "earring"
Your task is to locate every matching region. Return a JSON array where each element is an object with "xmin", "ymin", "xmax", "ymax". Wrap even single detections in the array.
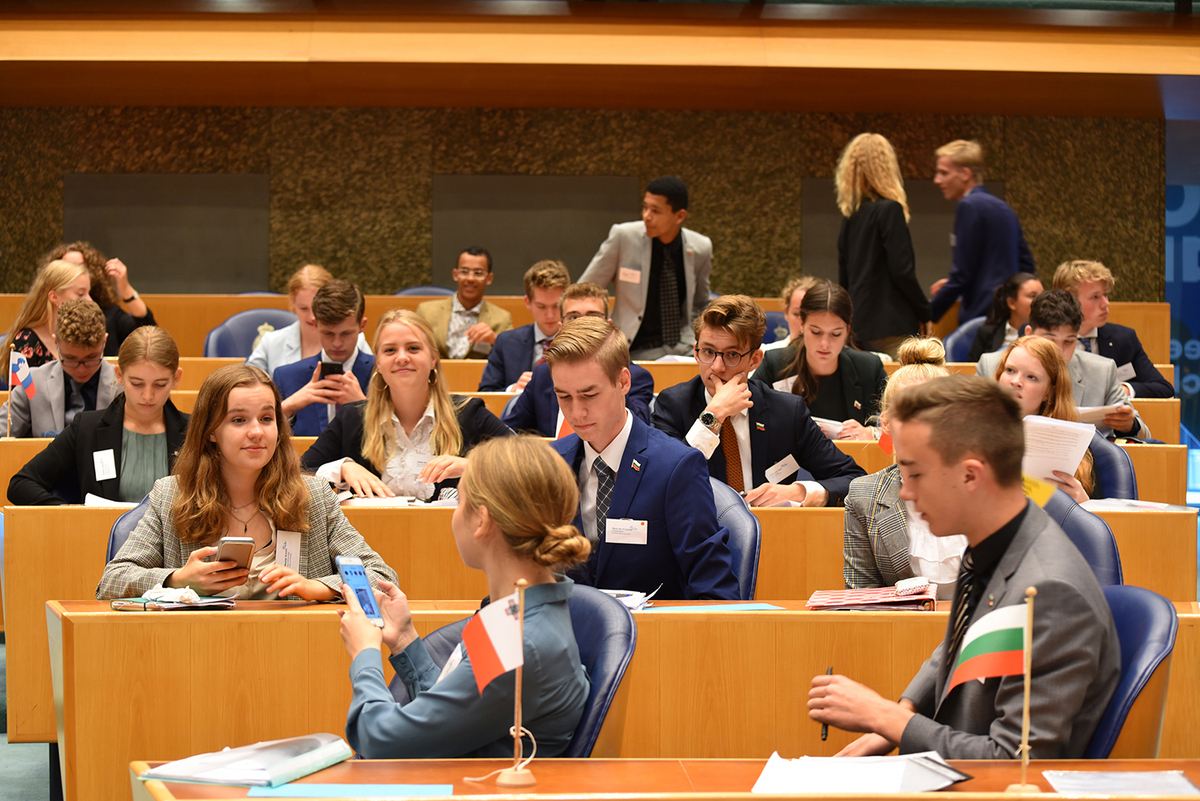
[{"xmin": 428, "ymin": 369, "xmax": 437, "ymax": 385}]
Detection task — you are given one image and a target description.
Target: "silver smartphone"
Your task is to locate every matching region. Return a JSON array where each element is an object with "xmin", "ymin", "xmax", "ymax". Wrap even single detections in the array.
[
  {"xmin": 213, "ymin": 536, "xmax": 255, "ymax": 571},
  {"xmin": 335, "ymin": 555, "xmax": 384, "ymax": 627}
]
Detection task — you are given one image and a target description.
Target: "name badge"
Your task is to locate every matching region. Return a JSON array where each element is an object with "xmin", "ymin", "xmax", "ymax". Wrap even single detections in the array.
[
  {"xmin": 93, "ymin": 449, "xmax": 117, "ymax": 481},
  {"xmin": 764, "ymin": 454, "xmax": 801, "ymax": 484},
  {"xmin": 618, "ymin": 267, "xmax": 642, "ymax": 284},
  {"xmin": 277, "ymin": 530, "xmax": 302, "ymax": 572},
  {"xmin": 1116, "ymin": 362, "xmax": 1137, "ymax": 383},
  {"xmin": 413, "ymin": 454, "xmax": 431, "ymax": 473},
  {"xmin": 606, "ymin": 519, "xmax": 647, "ymax": 545},
  {"xmin": 949, "ymin": 233, "xmax": 957, "ymax": 247}
]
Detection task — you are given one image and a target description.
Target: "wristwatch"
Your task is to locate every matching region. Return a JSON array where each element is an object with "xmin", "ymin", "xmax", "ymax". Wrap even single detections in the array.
[
  {"xmin": 123, "ymin": 292, "xmax": 138, "ymax": 303},
  {"xmin": 699, "ymin": 410, "xmax": 719, "ymax": 433}
]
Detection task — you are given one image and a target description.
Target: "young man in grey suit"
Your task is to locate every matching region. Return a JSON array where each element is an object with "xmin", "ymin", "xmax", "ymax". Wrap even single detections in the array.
[
  {"xmin": 1, "ymin": 298, "xmax": 120, "ymax": 437},
  {"xmin": 808, "ymin": 375, "xmax": 1120, "ymax": 759},
  {"xmin": 580, "ymin": 176, "xmax": 712, "ymax": 360}
]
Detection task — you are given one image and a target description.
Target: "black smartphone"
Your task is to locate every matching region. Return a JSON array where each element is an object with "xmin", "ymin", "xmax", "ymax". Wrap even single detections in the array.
[{"xmin": 319, "ymin": 362, "xmax": 344, "ymax": 379}]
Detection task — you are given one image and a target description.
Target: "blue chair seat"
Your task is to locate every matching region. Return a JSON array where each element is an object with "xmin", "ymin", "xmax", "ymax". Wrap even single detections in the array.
[
  {"xmin": 395, "ymin": 286, "xmax": 454, "ymax": 296},
  {"xmin": 943, "ymin": 316, "xmax": 986, "ymax": 363},
  {"xmin": 710, "ymin": 477, "xmax": 761, "ymax": 600},
  {"xmin": 1042, "ymin": 490, "xmax": 1122, "ymax": 587},
  {"xmin": 203, "ymin": 308, "xmax": 298, "ymax": 358}
]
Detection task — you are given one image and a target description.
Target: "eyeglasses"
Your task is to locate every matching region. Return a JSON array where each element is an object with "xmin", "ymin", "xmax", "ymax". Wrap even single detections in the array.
[
  {"xmin": 453, "ymin": 268, "xmax": 489, "ymax": 279},
  {"xmin": 60, "ymin": 357, "xmax": 103, "ymax": 369},
  {"xmin": 694, "ymin": 346, "xmax": 755, "ymax": 367},
  {"xmin": 562, "ymin": 311, "xmax": 608, "ymax": 323}
]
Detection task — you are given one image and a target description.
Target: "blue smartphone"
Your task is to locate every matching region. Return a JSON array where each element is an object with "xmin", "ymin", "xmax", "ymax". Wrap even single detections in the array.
[{"xmin": 335, "ymin": 556, "xmax": 384, "ymax": 627}]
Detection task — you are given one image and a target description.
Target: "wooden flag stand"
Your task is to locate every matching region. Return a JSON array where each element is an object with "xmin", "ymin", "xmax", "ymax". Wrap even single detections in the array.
[
  {"xmin": 1005, "ymin": 587, "xmax": 1040, "ymax": 794},
  {"xmin": 5, "ymin": 346, "xmax": 16, "ymax": 440},
  {"xmin": 496, "ymin": 579, "xmax": 537, "ymax": 789}
]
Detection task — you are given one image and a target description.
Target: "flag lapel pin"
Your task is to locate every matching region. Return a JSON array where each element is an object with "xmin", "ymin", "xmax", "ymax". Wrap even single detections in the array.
[
  {"xmin": 755, "ymin": 422, "xmax": 766, "ymax": 431},
  {"xmin": 854, "ymin": 400, "xmax": 862, "ymax": 410},
  {"xmin": 631, "ymin": 459, "xmax": 641, "ymax": 472}
]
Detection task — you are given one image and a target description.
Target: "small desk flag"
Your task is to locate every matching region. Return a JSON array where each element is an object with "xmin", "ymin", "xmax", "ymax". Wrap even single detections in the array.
[
  {"xmin": 9, "ymin": 351, "xmax": 35, "ymax": 398},
  {"xmin": 947, "ymin": 604, "xmax": 1026, "ymax": 692},
  {"xmin": 462, "ymin": 589, "xmax": 524, "ymax": 694}
]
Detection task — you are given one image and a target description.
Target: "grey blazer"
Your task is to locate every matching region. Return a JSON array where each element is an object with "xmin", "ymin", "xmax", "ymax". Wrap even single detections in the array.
[
  {"xmin": 976, "ymin": 348, "xmax": 1146, "ymax": 438},
  {"xmin": 580, "ymin": 220, "xmax": 712, "ymax": 347},
  {"xmin": 843, "ymin": 465, "xmax": 915, "ymax": 588},
  {"xmin": 898, "ymin": 501, "xmax": 1121, "ymax": 759},
  {"xmin": 0, "ymin": 360, "xmax": 121, "ymax": 437}
]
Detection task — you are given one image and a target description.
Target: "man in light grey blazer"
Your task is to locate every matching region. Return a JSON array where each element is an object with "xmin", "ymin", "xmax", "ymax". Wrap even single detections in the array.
[
  {"xmin": 580, "ymin": 176, "xmax": 712, "ymax": 360},
  {"xmin": 809, "ymin": 375, "xmax": 1120, "ymax": 759},
  {"xmin": 1, "ymin": 298, "xmax": 121, "ymax": 437},
  {"xmin": 976, "ymin": 290, "xmax": 1147, "ymax": 438}
]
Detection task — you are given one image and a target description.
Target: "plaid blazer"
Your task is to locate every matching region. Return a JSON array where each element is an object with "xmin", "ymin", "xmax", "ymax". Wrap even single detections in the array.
[
  {"xmin": 96, "ymin": 474, "xmax": 398, "ymax": 600},
  {"xmin": 842, "ymin": 464, "xmax": 916, "ymax": 589}
]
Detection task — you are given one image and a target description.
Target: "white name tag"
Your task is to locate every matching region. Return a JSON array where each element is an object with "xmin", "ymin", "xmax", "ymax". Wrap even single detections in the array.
[
  {"xmin": 277, "ymin": 530, "xmax": 302, "ymax": 572},
  {"xmin": 1116, "ymin": 362, "xmax": 1137, "ymax": 383},
  {"xmin": 950, "ymin": 233, "xmax": 957, "ymax": 247},
  {"xmin": 413, "ymin": 454, "xmax": 431, "ymax": 473},
  {"xmin": 764, "ymin": 453, "xmax": 801, "ymax": 484},
  {"xmin": 606, "ymin": 519, "xmax": 648, "ymax": 545},
  {"xmin": 619, "ymin": 266, "xmax": 642, "ymax": 284},
  {"xmin": 93, "ymin": 449, "xmax": 117, "ymax": 481}
]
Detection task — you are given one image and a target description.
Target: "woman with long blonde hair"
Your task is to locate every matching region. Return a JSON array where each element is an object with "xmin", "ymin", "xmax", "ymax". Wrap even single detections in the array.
[
  {"xmin": 42, "ymin": 241, "xmax": 156, "ymax": 355},
  {"xmin": 96, "ymin": 363, "xmax": 396, "ymax": 600},
  {"xmin": 834, "ymin": 133, "xmax": 931, "ymax": 358},
  {"xmin": 302, "ymin": 309, "xmax": 511, "ymax": 501},
  {"xmin": 2, "ymin": 260, "xmax": 91, "ymax": 368}
]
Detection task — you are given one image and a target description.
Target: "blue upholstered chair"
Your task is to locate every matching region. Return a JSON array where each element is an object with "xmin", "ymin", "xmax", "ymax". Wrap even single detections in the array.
[
  {"xmin": 762, "ymin": 311, "xmax": 789, "ymax": 345},
  {"xmin": 942, "ymin": 316, "xmax": 986, "ymax": 362},
  {"xmin": 1042, "ymin": 490, "xmax": 1122, "ymax": 587},
  {"xmin": 203, "ymin": 308, "xmax": 298, "ymax": 358},
  {"xmin": 387, "ymin": 584, "xmax": 637, "ymax": 757},
  {"xmin": 1085, "ymin": 585, "xmax": 1177, "ymax": 758},
  {"xmin": 1089, "ymin": 430, "xmax": 1138, "ymax": 500},
  {"xmin": 394, "ymin": 286, "xmax": 454, "ymax": 296},
  {"xmin": 107, "ymin": 495, "xmax": 151, "ymax": 561},
  {"xmin": 709, "ymin": 477, "xmax": 761, "ymax": 600}
]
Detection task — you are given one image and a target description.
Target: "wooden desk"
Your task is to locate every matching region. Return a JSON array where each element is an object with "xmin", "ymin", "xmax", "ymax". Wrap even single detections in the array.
[
  {"xmin": 1109, "ymin": 302, "xmax": 1171, "ymax": 365},
  {"xmin": 174, "ymin": 357, "xmax": 243, "ymax": 390},
  {"xmin": 1133, "ymin": 397, "xmax": 1181, "ymax": 444},
  {"xmin": 130, "ymin": 757, "xmax": 1200, "ymax": 801},
  {"xmin": 1121, "ymin": 444, "xmax": 1187, "ymax": 506},
  {"xmin": 885, "ymin": 362, "xmax": 1176, "ymax": 391},
  {"xmin": 46, "ymin": 599, "xmax": 1200, "ymax": 801},
  {"xmin": 461, "ymin": 391, "xmax": 517, "ymax": 419}
]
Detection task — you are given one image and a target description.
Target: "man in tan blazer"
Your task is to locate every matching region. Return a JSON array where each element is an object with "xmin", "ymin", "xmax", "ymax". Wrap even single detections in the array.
[{"xmin": 416, "ymin": 247, "xmax": 513, "ymax": 359}]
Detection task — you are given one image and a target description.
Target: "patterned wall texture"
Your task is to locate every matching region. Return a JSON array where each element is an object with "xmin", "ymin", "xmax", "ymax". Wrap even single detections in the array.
[{"xmin": 0, "ymin": 107, "xmax": 1164, "ymax": 301}]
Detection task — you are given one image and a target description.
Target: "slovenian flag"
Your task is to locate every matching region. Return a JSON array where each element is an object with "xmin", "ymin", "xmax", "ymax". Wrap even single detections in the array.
[
  {"xmin": 9, "ymin": 351, "xmax": 36, "ymax": 398},
  {"xmin": 948, "ymin": 604, "xmax": 1026, "ymax": 692},
  {"xmin": 462, "ymin": 589, "xmax": 524, "ymax": 694}
]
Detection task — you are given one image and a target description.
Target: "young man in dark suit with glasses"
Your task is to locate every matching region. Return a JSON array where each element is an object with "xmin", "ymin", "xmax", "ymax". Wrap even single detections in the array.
[{"xmin": 652, "ymin": 295, "xmax": 864, "ymax": 507}]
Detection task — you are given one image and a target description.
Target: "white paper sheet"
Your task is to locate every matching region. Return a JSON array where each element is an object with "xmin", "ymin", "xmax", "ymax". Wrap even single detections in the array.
[{"xmin": 1021, "ymin": 415, "xmax": 1093, "ymax": 482}]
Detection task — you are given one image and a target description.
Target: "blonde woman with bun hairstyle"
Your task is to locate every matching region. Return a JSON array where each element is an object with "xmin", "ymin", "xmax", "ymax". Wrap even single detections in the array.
[
  {"xmin": 843, "ymin": 337, "xmax": 966, "ymax": 597},
  {"xmin": 3, "ymin": 259, "xmax": 91, "ymax": 370},
  {"xmin": 340, "ymin": 435, "xmax": 591, "ymax": 758}
]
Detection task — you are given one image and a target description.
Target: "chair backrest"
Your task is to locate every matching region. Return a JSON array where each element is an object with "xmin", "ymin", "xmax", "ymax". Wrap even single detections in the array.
[
  {"xmin": 1042, "ymin": 490, "xmax": 1123, "ymax": 587},
  {"xmin": 203, "ymin": 308, "xmax": 298, "ymax": 358},
  {"xmin": 108, "ymin": 495, "xmax": 151, "ymax": 561},
  {"xmin": 394, "ymin": 286, "xmax": 455, "ymax": 296},
  {"xmin": 386, "ymin": 585, "xmax": 637, "ymax": 758},
  {"xmin": 502, "ymin": 394, "xmax": 521, "ymax": 419},
  {"xmin": 1085, "ymin": 585, "xmax": 1177, "ymax": 758},
  {"xmin": 1088, "ymin": 430, "xmax": 1138, "ymax": 500},
  {"xmin": 762, "ymin": 311, "xmax": 789, "ymax": 345},
  {"xmin": 943, "ymin": 315, "xmax": 987, "ymax": 362},
  {"xmin": 709, "ymin": 477, "xmax": 761, "ymax": 600}
]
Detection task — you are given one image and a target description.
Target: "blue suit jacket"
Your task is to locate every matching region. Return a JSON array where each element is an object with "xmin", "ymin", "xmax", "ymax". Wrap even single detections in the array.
[
  {"xmin": 479, "ymin": 323, "xmax": 538, "ymax": 391},
  {"xmin": 274, "ymin": 352, "xmax": 376, "ymax": 436},
  {"xmin": 551, "ymin": 415, "xmax": 739, "ymax": 601},
  {"xmin": 651, "ymin": 377, "xmax": 866, "ymax": 504},
  {"xmin": 1094, "ymin": 322, "xmax": 1173, "ymax": 398},
  {"xmin": 931, "ymin": 186, "xmax": 1035, "ymax": 324},
  {"xmin": 502, "ymin": 361, "xmax": 654, "ymax": 437}
]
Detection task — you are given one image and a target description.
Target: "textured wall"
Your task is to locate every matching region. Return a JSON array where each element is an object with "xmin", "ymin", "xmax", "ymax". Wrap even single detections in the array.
[{"xmin": 0, "ymin": 107, "xmax": 1164, "ymax": 301}]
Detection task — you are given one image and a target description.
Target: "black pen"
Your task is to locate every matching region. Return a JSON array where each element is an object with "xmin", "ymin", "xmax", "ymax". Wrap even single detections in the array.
[{"xmin": 821, "ymin": 666, "xmax": 832, "ymax": 741}]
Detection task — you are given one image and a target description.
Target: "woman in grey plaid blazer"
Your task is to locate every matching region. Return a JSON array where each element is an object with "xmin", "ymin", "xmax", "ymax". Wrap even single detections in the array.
[{"xmin": 97, "ymin": 364, "xmax": 396, "ymax": 600}]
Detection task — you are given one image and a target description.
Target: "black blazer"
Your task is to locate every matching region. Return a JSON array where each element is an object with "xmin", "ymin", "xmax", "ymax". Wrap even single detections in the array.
[
  {"xmin": 837, "ymin": 198, "xmax": 931, "ymax": 343},
  {"xmin": 102, "ymin": 303, "xmax": 157, "ymax": 357},
  {"xmin": 967, "ymin": 320, "xmax": 1008, "ymax": 362},
  {"xmin": 753, "ymin": 346, "xmax": 888, "ymax": 426},
  {"xmin": 300, "ymin": 395, "xmax": 513, "ymax": 498},
  {"xmin": 8, "ymin": 395, "xmax": 189, "ymax": 505},
  {"xmin": 651, "ymin": 376, "xmax": 866, "ymax": 504},
  {"xmin": 1094, "ymin": 323, "xmax": 1174, "ymax": 398}
]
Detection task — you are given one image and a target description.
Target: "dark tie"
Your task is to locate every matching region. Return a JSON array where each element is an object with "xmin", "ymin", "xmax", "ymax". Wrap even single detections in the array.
[
  {"xmin": 594, "ymin": 457, "xmax": 615, "ymax": 542},
  {"xmin": 947, "ymin": 551, "xmax": 977, "ymax": 669},
  {"xmin": 65, "ymin": 378, "xmax": 86, "ymax": 425},
  {"xmin": 660, "ymin": 247, "xmax": 682, "ymax": 346},
  {"xmin": 1081, "ymin": 337, "xmax": 1093, "ymax": 353},
  {"xmin": 721, "ymin": 418, "xmax": 744, "ymax": 493}
]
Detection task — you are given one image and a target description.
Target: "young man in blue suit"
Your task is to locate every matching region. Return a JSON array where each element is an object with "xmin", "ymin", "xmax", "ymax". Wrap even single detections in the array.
[
  {"xmin": 929, "ymin": 140, "xmax": 1035, "ymax": 325},
  {"xmin": 274, "ymin": 279, "xmax": 375, "ymax": 436},
  {"xmin": 1054, "ymin": 259, "xmax": 1173, "ymax": 398},
  {"xmin": 478, "ymin": 260, "xmax": 570, "ymax": 392},
  {"xmin": 809, "ymin": 375, "xmax": 1119, "ymax": 759},
  {"xmin": 504, "ymin": 282, "xmax": 653, "ymax": 437},
  {"xmin": 545, "ymin": 315, "xmax": 738, "ymax": 600},
  {"xmin": 652, "ymin": 295, "xmax": 865, "ymax": 507}
]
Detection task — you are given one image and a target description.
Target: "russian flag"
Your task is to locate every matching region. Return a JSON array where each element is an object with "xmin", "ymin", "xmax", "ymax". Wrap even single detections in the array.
[
  {"xmin": 10, "ymin": 351, "xmax": 36, "ymax": 398},
  {"xmin": 462, "ymin": 589, "xmax": 524, "ymax": 694}
]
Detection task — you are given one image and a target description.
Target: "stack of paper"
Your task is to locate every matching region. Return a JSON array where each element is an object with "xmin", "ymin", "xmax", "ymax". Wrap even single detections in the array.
[
  {"xmin": 1042, "ymin": 771, "xmax": 1200, "ymax": 795},
  {"xmin": 752, "ymin": 751, "xmax": 970, "ymax": 794},
  {"xmin": 600, "ymin": 586, "xmax": 660, "ymax": 610},
  {"xmin": 1021, "ymin": 415, "xmax": 1093, "ymax": 482},
  {"xmin": 139, "ymin": 733, "xmax": 352, "ymax": 787},
  {"xmin": 810, "ymin": 416, "xmax": 844, "ymax": 439}
]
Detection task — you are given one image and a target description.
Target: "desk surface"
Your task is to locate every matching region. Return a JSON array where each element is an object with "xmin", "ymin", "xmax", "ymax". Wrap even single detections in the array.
[{"xmin": 131, "ymin": 757, "xmax": 1200, "ymax": 801}]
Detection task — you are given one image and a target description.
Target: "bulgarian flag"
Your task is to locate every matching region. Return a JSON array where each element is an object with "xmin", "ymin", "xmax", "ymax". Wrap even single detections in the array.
[
  {"xmin": 462, "ymin": 589, "xmax": 524, "ymax": 694},
  {"xmin": 947, "ymin": 604, "xmax": 1027, "ymax": 692},
  {"xmin": 9, "ymin": 351, "xmax": 35, "ymax": 398}
]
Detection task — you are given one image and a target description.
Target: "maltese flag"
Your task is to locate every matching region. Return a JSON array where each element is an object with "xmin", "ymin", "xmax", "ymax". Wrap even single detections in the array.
[
  {"xmin": 10, "ymin": 352, "xmax": 36, "ymax": 398},
  {"xmin": 462, "ymin": 589, "xmax": 524, "ymax": 694}
]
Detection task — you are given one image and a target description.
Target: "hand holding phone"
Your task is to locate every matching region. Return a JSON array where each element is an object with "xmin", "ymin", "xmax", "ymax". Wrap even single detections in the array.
[
  {"xmin": 213, "ymin": 536, "xmax": 255, "ymax": 571},
  {"xmin": 336, "ymin": 555, "xmax": 384, "ymax": 627},
  {"xmin": 319, "ymin": 362, "xmax": 344, "ymax": 379}
]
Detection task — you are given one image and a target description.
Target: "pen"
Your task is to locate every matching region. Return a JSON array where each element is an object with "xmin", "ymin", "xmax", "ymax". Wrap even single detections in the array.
[{"xmin": 821, "ymin": 666, "xmax": 832, "ymax": 741}]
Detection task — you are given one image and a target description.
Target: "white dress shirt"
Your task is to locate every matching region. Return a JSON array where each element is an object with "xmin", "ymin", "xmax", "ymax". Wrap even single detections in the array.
[
  {"xmin": 317, "ymin": 401, "xmax": 437, "ymax": 500},
  {"xmin": 576, "ymin": 410, "xmax": 633, "ymax": 544},
  {"xmin": 447, "ymin": 296, "xmax": 483, "ymax": 359}
]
